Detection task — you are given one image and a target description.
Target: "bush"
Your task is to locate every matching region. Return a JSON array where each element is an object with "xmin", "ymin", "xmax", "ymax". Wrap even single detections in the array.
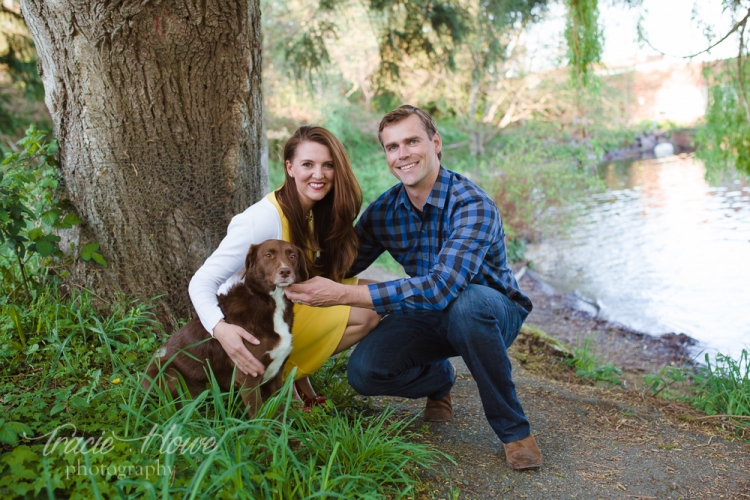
[
  {"xmin": 0, "ymin": 126, "xmax": 104, "ymax": 304},
  {"xmin": 479, "ymin": 134, "xmax": 603, "ymax": 243}
]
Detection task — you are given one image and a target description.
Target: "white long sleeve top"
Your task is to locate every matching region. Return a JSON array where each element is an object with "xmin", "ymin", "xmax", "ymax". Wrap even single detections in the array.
[{"xmin": 188, "ymin": 196, "xmax": 283, "ymax": 334}]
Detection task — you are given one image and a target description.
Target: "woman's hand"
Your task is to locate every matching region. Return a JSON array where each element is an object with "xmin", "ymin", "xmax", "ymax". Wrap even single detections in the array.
[{"xmin": 213, "ymin": 320, "xmax": 266, "ymax": 377}]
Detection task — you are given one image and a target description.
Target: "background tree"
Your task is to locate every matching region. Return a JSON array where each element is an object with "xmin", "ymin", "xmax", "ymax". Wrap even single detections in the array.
[
  {"xmin": 19, "ymin": 0, "xmax": 266, "ymax": 323},
  {"xmin": 694, "ymin": 2, "xmax": 750, "ymax": 176},
  {"xmin": 0, "ymin": 0, "xmax": 49, "ymax": 151}
]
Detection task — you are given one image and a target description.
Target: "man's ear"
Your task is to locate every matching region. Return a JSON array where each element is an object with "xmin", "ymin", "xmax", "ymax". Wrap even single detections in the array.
[
  {"xmin": 433, "ymin": 131, "xmax": 442, "ymax": 156},
  {"xmin": 242, "ymin": 244, "xmax": 259, "ymax": 281}
]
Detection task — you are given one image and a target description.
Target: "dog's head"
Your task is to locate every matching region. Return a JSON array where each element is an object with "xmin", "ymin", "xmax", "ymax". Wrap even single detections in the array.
[{"xmin": 242, "ymin": 240, "xmax": 309, "ymax": 291}]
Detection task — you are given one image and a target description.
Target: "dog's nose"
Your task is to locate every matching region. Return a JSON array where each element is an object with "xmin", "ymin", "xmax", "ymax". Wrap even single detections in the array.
[{"xmin": 278, "ymin": 267, "xmax": 291, "ymax": 279}]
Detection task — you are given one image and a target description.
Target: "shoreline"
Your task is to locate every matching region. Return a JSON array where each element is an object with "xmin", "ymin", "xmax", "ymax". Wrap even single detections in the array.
[{"xmin": 519, "ymin": 267, "xmax": 699, "ymax": 374}]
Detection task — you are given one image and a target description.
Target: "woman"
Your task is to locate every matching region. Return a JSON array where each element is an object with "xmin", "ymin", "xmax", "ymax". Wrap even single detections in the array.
[{"xmin": 188, "ymin": 126, "xmax": 380, "ymax": 403}]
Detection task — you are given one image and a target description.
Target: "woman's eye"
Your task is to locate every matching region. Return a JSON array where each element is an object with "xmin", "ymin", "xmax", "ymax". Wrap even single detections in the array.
[{"xmin": 324, "ymin": 163, "xmax": 334, "ymax": 169}]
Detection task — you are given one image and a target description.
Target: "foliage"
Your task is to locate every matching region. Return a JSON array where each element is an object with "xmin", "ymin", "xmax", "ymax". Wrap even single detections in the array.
[
  {"xmin": 567, "ymin": 338, "xmax": 623, "ymax": 386},
  {"xmin": 691, "ymin": 350, "xmax": 750, "ymax": 418},
  {"xmin": 0, "ymin": 272, "xmax": 444, "ymax": 498},
  {"xmin": 268, "ymin": 0, "xmax": 606, "ymax": 98},
  {"xmin": 645, "ymin": 350, "xmax": 750, "ymax": 436},
  {"xmin": 0, "ymin": 2, "xmax": 49, "ymax": 149},
  {"xmin": 480, "ymin": 131, "xmax": 604, "ymax": 243},
  {"xmin": 564, "ymin": 0, "xmax": 603, "ymax": 87},
  {"xmin": 0, "ymin": 126, "xmax": 104, "ymax": 303},
  {"xmin": 697, "ymin": 63, "xmax": 750, "ymax": 176}
]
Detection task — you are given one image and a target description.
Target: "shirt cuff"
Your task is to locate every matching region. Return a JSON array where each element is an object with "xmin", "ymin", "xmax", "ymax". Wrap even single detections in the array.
[
  {"xmin": 368, "ymin": 281, "xmax": 403, "ymax": 315},
  {"xmin": 200, "ymin": 308, "xmax": 225, "ymax": 336}
]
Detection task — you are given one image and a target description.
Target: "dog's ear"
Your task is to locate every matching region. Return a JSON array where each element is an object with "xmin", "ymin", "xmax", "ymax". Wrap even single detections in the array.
[
  {"xmin": 295, "ymin": 248, "xmax": 310, "ymax": 282},
  {"xmin": 242, "ymin": 244, "xmax": 259, "ymax": 281}
]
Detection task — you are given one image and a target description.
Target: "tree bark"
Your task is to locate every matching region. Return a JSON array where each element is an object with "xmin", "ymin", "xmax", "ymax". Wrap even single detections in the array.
[{"xmin": 20, "ymin": 0, "xmax": 266, "ymax": 324}]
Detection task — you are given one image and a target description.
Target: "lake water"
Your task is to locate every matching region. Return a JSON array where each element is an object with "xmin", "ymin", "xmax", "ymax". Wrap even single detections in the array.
[{"xmin": 526, "ymin": 155, "xmax": 750, "ymax": 360}]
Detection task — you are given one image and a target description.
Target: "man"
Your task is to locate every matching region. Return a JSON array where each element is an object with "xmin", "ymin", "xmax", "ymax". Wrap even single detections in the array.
[{"xmin": 285, "ymin": 105, "xmax": 542, "ymax": 470}]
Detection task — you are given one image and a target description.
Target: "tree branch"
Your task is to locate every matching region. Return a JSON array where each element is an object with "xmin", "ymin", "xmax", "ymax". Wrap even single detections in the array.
[{"xmin": 638, "ymin": 8, "xmax": 750, "ymax": 59}]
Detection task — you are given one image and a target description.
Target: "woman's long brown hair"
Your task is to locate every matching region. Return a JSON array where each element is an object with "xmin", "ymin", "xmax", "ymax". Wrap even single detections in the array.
[{"xmin": 276, "ymin": 126, "xmax": 362, "ymax": 283}]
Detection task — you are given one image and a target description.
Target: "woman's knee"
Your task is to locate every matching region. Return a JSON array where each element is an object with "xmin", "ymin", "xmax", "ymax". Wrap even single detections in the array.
[{"xmin": 336, "ymin": 309, "xmax": 381, "ymax": 354}]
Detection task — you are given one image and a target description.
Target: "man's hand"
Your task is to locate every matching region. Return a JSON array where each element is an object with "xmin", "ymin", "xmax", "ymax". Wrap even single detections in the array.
[
  {"xmin": 285, "ymin": 276, "xmax": 374, "ymax": 309},
  {"xmin": 213, "ymin": 320, "xmax": 265, "ymax": 377}
]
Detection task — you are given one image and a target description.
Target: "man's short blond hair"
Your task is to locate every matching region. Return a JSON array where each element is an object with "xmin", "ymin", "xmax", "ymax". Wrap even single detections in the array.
[{"xmin": 378, "ymin": 105, "xmax": 442, "ymax": 161}]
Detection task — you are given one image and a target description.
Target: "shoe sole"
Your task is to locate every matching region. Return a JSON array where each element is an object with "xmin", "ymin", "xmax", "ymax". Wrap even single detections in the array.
[
  {"xmin": 508, "ymin": 461, "xmax": 543, "ymax": 470},
  {"xmin": 423, "ymin": 415, "xmax": 454, "ymax": 423}
]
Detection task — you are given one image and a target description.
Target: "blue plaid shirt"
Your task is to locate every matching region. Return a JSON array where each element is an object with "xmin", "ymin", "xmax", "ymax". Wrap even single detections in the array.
[{"xmin": 348, "ymin": 166, "xmax": 532, "ymax": 318}]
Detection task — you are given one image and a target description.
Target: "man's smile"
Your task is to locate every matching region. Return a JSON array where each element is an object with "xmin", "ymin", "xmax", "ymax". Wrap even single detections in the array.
[{"xmin": 398, "ymin": 161, "xmax": 418, "ymax": 171}]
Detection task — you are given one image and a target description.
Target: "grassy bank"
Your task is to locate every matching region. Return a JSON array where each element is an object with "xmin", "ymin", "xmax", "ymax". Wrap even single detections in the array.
[
  {"xmin": 514, "ymin": 325, "xmax": 750, "ymax": 440},
  {"xmin": 0, "ymin": 282, "xmax": 445, "ymax": 498}
]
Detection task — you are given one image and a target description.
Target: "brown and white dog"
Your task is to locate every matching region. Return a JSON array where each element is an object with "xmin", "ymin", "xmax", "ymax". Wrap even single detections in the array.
[{"xmin": 142, "ymin": 239, "xmax": 308, "ymax": 417}]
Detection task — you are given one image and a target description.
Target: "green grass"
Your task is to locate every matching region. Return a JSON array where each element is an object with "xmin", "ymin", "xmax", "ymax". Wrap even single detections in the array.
[
  {"xmin": 644, "ymin": 350, "xmax": 750, "ymax": 438},
  {"xmin": 567, "ymin": 338, "xmax": 623, "ymax": 387},
  {"xmin": 692, "ymin": 350, "xmax": 750, "ymax": 418},
  {"xmin": 0, "ymin": 280, "xmax": 446, "ymax": 498}
]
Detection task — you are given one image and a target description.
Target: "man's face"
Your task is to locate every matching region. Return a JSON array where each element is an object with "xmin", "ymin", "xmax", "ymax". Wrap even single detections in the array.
[{"xmin": 381, "ymin": 114, "xmax": 442, "ymax": 191}]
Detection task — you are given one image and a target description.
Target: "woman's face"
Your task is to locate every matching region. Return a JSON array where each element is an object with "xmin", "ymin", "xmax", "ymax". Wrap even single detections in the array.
[{"xmin": 286, "ymin": 141, "xmax": 335, "ymax": 213}]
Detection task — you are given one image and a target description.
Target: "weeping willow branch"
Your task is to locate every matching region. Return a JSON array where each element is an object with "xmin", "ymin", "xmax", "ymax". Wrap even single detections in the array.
[
  {"xmin": 737, "ymin": 19, "xmax": 750, "ymax": 123},
  {"xmin": 564, "ymin": 0, "xmax": 603, "ymax": 87}
]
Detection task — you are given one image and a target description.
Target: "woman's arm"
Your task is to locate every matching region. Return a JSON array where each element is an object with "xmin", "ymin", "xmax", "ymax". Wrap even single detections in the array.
[{"xmin": 188, "ymin": 197, "xmax": 281, "ymax": 375}]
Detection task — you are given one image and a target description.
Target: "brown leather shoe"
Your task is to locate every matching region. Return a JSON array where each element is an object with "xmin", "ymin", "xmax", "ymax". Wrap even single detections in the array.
[
  {"xmin": 423, "ymin": 392, "xmax": 453, "ymax": 422},
  {"xmin": 503, "ymin": 434, "xmax": 543, "ymax": 470},
  {"xmin": 423, "ymin": 364, "xmax": 456, "ymax": 422}
]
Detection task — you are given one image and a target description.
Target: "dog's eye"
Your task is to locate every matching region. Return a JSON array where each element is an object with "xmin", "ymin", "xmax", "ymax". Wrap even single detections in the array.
[
  {"xmin": 289, "ymin": 254, "xmax": 296, "ymax": 259},
  {"xmin": 265, "ymin": 253, "xmax": 272, "ymax": 258}
]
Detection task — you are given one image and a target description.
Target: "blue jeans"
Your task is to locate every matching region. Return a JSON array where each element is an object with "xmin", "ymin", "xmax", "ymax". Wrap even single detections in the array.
[{"xmin": 348, "ymin": 284, "xmax": 530, "ymax": 443}]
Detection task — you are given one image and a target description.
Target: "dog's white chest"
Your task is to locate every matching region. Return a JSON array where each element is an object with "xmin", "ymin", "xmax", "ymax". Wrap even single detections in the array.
[{"xmin": 261, "ymin": 288, "xmax": 293, "ymax": 384}]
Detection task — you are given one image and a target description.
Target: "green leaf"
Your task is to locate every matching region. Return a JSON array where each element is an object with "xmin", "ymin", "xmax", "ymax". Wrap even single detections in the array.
[
  {"xmin": 35, "ymin": 239, "xmax": 55, "ymax": 256},
  {"xmin": 23, "ymin": 343, "xmax": 39, "ymax": 355},
  {"xmin": 91, "ymin": 252, "xmax": 107, "ymax": 267},
  {"xmin": 61, "ymin": 213, "xmax": 82, "ymax": 226},
  {"xmin": 50, "ymin": 403, "xmax": 66, "ymax": 416},
  {"xmin": 70, "ymin": 395, "xmax": 90, "ymax": 411},
  {"xmin": 27, "ymin": 227, "xmax": 44, "ymax": 241},
  {"xmin": 81, "ymin": 242, "xmax": 99, "ymax": 253},
  {"xmin": 40, "ymin": 208, "xmax": 62, "ymax": 226},
  {"xmin": 0, "ymin": 421, "xmax": 33, "ymax": 446}
]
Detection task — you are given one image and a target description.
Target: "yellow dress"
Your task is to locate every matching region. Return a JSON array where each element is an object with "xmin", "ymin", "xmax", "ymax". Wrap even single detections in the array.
[{"xmin": 265, "ymin": 193, "xmax": 357, "ymax": 379}]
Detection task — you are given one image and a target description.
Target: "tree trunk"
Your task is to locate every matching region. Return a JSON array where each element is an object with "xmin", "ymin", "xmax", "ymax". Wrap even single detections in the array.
[{"xmin": 20, "ymin": 0, "xmax": 266, "ymax": 324}]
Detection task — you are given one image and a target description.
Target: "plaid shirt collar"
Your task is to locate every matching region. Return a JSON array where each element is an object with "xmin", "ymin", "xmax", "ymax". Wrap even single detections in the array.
[{"xmin": 396, "ymin": 166, "xmax": 451, "ymax": 212}]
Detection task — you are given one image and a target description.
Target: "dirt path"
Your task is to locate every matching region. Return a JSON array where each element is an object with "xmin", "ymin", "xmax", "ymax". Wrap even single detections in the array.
[
  {"xmin": 358, "ymin": 267, "xmax": 750, "ymax": 499},
  {"xmin": 378, "ymin": 358, "xmax": 749, "ymax": 499}
]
